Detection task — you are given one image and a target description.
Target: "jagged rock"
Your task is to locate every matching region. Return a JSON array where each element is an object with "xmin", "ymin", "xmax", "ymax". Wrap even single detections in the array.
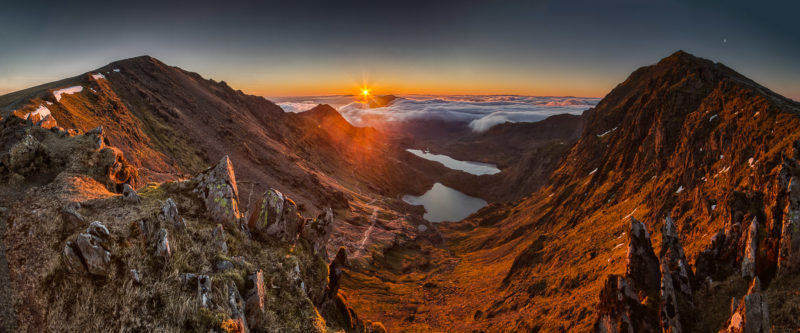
[
  {"xmin": 248, "ymin": 188, "xmax": 302, "ymax": 243},
  {"xmin": 131, "ymin": 269, "xmax": 141, "ymax": 284},
  {"xmin": 779, "ymin": 176, "xmax": 800, "ymax": 273},
  {"xmin": 61, "ymin": 241, "xmax": 85, "ymax": 273},
  {"xmin": 121, "ymin": 183, "xmax": 141, "ymax": 204},
  {"xmin": 161, "ymin": 198, "xmax": 186, "ymax": 232},
  {"xmin": 198, "ymin": 275, "xmax": 212, "ymax": 308},
  {"xmin": 326, "ymin": 247, "xmax": 347, "ymax": 301},
  {"xmin": 216, "ymin": 260, "xmax": 234, "ymax": 272},
  {"xmin": 301, "ymin": 207, "xmax": 334, "ymax": 257},
  {"xmin": 594, "ymin": 275, "xmax": 658, "ymax": 333},
  {"xmin": 742, "ymin": 217, "xmax": 758, "ymax": 279},
  {"xmin": 155, "ymin": 228, "xmax": 171, "ymax": 262},
  {"xmin": 192, "ymin": 155, "xmax": 242, "ymax": 228},
  {"xmin": 626, "ymin": 217, "xmax": 661, "ymax": 293},
  {"xmin": 212, "ymin": 224, "xmax": 228, "ymax": 254},
  {"xmin": 660, "ymin": 215, "xmax": 694, "ymax": 295},
  {"xmin": 245, "ymin": 270, "xmax": 267, "ymax": 330},
  {"xmin": 74, "ymin": 232, "xmax": 111, "ymax": 277},
  {"xmin": 659, "ymin": 261, "xmax": 682, "ymax": 333},
  {"xmin": 695, "ymin": 230, "xmax": 726, "ymax": 282},
  {"xmin": 719, "ymin": 278, "xmax": 770, "ymax": 333},
  {"xmin": 226, "ymin": 280, "xmax": 249, "ymax": 333},
  {"xmin": 60, "ymin": 202, "xmax": 85, "ymax": 227}
]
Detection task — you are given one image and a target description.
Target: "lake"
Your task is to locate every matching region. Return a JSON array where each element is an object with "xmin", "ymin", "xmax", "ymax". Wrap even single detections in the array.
[
  {"xmin": 402, "ymin": 183, "xmax": 487, "ymax": 222},
  {"xmin": 407, "ymin": 149, "xmax": 501, "ymax": 175}
]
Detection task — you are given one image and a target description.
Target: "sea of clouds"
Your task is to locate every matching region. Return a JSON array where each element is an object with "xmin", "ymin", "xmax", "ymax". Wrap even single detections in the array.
[{"xmin": 271, "ymin": 95, "xmax": 599, "ymax": 132}]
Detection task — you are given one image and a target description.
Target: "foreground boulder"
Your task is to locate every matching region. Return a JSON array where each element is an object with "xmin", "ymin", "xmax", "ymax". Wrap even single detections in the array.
[
  {"xmin": 193, "ymin": 155, "xmax": 242, "ymax": 228},
  {"xmin": 248, "ymin": 188, "xmax": 302, "ymax": 243},
  {"xmin": 62, "ymin": 221, "xmax": 112, "ymax": 277}
]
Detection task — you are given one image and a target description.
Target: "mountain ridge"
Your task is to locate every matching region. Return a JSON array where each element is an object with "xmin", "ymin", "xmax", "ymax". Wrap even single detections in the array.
[{"xmin": 342, "ymin": 50, "xmax": 800, "ymax": 331}]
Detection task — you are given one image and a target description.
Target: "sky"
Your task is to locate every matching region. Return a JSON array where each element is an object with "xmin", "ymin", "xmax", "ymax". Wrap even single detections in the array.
[{"xmin": 1, "ymin": 0, "xmax": 798, "ymax": 99}]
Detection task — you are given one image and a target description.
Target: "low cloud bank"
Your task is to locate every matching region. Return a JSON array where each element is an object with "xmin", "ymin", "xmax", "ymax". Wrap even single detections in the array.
[{"xmin": 273, "ymin": 95, "xmax": 599, "ymax": 132}]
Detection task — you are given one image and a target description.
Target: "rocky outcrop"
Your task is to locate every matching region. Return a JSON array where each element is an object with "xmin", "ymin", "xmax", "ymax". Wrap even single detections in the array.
[
  {"xmin": 248, "ymin": 188, "xmax": 303, "ymax": 244},
  {"xmin": 596, "ymin": 216, "xmax": 699, "ymax": 333},
  {"xmin": 198, "ymin": 275, "xmax": 212, "ymax": 308},
  {"xmin": 212, "ymin": 224, "xmax": 228, "ymax": 254},
  {"xmin": 62, "ymin": 221, "xmax": 112, "ymax": 277},
  {"xmin": 155, "ymin": 228, "xmax": 171, "ymax": 262},
  {"xmin": 595, "ymin": 274, "xmax": 658, "ymax": 333},
  {"xmin": 160, "ymin": 198, "xmax": 185, "ymax": 232},
  {"xmin": 226, "ymin": 280, "xmax": 248, "ymax": 333},
  {"xmin": 695, "ymin": 230, "xmax": 727, "ymax": 282},
  {"xmin": 245, "ymin": 270, "xmax": 267, "ymax": 330},
  {"xmin": 625, "ymin": 217, "xmax": 661, "ymax": 293},
  {"xmin": 121, "ymin": 183, "xmax": 141, "ymax": 204},
  {"xmin": 742, "ymin": 217, "xmax": 759, "ymax": 280},
  {"xmin": 660, "ymin": 260, "xmax": 682, "ymax": 333},
  {"xmin": 193, "ymin": 155, "xmax": 242, "ymax": 228},
  {"xmin": 660, "ymin": 215, "xmax": 694, "ymax": 296},
  {"xmin": 301, "ymin": 207, "xmax": 334, "ymax": 257},
  {"xmin": 778, "ymin": 170, "xmax": 800, "ymax": 274},
  {"xmin": 719, "ymin": 278, "xmax": 770, "ymax": 333},
  {"xmin": 60, "ymin": 202, "xmax": 86, "ymax": 228}
]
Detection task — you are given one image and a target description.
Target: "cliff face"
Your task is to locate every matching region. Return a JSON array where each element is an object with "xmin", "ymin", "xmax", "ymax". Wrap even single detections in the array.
[
  {"xmin": 0, "ymin": 116, "xmax": 387, "ymax": 332},
  {"xmin": 342, "ymin": 51, "xmax": 800, "ymax": 331}
]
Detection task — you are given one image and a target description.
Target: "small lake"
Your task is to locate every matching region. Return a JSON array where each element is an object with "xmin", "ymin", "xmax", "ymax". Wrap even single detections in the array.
[
  {"xmin": 403, "ymin": 183, "xmax": 488, "ymax": 222},
  {"xmin": 407, "ymin": 149, "xmax": 501, "ymax": 175}
]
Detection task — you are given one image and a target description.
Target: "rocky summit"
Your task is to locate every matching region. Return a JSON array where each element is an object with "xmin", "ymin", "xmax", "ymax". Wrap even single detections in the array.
[{"xmin": 2, "ymin": 50, "xmax": 800, "ymax": 332}]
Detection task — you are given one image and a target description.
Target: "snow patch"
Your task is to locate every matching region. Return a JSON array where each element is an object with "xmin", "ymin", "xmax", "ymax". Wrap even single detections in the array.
[
  {"xmin": 748, "ymin": 157, "xmax": 756, "ymax": 168},
  {"xmin": 754, "ymin": 111, "xmax": 760, "ymax": 117},
  {"xmin": 709, "ymin": 114, "xmax": 718, "ymax": 121},
  {"xmin": 589, "ymin": 168, "xmax": 598, "ymax": 175},
  {"xmin": 53, "ymin": 86, "xmax": 83, "ymax": 102},
  {"xmin": 711, "ymin": 204, "xmax": 717, "ymax": 211},
  {"xmin": 113, "ymin": 69, "xmax": 120, "ymax": 72},
  {"xmin": 675, "ymin": 186, "xmax": 684, "ymax": 194},
  {"xmin": 25, "ymin": 104, "xmax": 51, "ymax": 120},
  {"xmin": 597, "ymin": 126, "xmax": 618, "ymax": 138},
  {"xmin": 91, "ymin": 73, "xmax": 106, "ymax": 80}
]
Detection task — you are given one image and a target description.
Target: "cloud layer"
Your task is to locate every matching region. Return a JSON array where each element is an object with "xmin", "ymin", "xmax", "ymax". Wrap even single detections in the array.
[{"xmin": 275, "ymin": 95, "xmax": 598, "ymax": 132}]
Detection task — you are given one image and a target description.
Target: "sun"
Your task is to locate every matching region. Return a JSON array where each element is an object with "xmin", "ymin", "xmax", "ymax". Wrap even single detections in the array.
[{"xmin": 361, "ymin": 89, "xmax": 370, "ymax": 96}]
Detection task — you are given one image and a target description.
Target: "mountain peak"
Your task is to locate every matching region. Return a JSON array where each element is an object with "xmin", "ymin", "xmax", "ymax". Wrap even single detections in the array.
[{"xmin": 110, "ymin": 55, "xmax": 161, "ymax": 66}]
